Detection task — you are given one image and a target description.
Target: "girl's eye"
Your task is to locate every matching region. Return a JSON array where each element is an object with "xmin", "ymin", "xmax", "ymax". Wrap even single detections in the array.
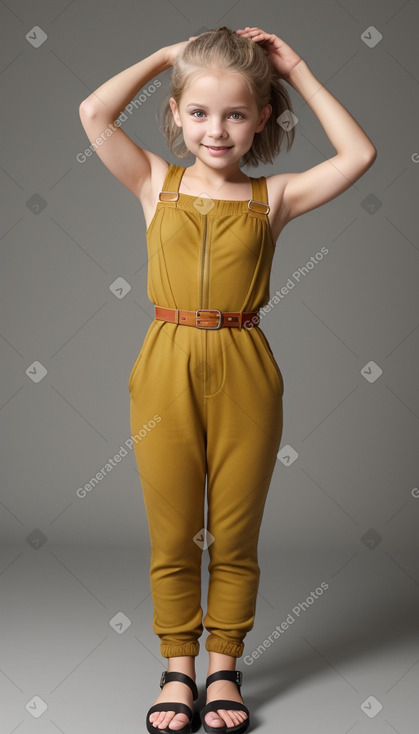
[{"xmin": 191, "ymin": 110, "xmax": 244, "ymax": 119}]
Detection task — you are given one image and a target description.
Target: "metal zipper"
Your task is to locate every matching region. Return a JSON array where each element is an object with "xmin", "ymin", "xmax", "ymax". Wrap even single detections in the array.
[
  {"xmin": 199, "ymin": 215, "xmax": 208, "ymax": 384},
  {"xmin": 200, "ymin": 215, "xmax": 208, "ymax": 307}
]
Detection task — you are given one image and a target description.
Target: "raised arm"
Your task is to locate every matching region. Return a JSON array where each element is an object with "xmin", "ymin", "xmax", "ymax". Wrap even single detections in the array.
[
  {"xmin": 279, "ymin": 59, "xmax": 377, "ymax": 221},
  {"xmin": 236, "ymin": 27, "xmax": 377, "ymax": 223},
  {"xmin": 78, "ymin": 47, "xmax": 172, "ymax": 199}
]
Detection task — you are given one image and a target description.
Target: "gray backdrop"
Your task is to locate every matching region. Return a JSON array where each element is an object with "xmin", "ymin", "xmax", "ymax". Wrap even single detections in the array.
[{"xmin": 1, "ymin": 1, "xmax": 418, "ymax": 732}]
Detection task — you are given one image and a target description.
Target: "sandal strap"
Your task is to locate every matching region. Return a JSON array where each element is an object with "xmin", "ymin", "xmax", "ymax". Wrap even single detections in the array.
[
  {"xmin": 205, "ymin": 670, "xmax": 243, "ymax": 690},
  {"xmin": 160, "ymin": 670, "xmax": 199, "ymax": 700}
]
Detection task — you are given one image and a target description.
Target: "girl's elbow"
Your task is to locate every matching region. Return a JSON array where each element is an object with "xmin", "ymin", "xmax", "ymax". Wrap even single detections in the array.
[
  {"xmin": 365, "ymin": 145, "xmax": 378, "ymax": 164},
  {"xmin": 79, "ymin": 97, "xmax": 97, "ymax": 119},
  {"xmin": 359, "ymin": 146, "xmax": 377, "ymax": 172}
]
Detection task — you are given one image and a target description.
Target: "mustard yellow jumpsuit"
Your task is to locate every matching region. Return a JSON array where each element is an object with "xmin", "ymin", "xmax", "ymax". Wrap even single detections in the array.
[{"xmin": 128, "ymin": 163, "xmax": 284, "ymax": 659}]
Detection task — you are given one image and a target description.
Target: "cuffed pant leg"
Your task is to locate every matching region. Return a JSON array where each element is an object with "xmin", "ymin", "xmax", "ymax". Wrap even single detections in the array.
[
  {"xmin": 203, "ymin": 340, "xmax": 283, "ymax": 658},
  {"xmin": 129, "ymin": 329, "xmax": 207, "ymax": 659}
]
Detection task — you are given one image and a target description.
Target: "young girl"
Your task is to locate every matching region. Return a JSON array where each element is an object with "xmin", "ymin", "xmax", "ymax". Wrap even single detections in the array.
[{"xmin": 79, "ymin": 26, "xmax": 376, "ymax": 734}]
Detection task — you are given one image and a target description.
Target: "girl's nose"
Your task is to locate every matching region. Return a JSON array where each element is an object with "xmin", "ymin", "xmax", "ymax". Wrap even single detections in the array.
[{"xmin": 208, "ymin": 118, "xmax": 225, "ymax": 136}]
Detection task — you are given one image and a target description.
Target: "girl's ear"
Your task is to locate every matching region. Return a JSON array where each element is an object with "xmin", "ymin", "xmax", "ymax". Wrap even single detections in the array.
[
  {"xmin": 169, "ymin": 97, "xmax": 182, "ymax": 127},
  {"xmin": 255, "ymin": 104, "xmax": 272, "ymax": 133}
]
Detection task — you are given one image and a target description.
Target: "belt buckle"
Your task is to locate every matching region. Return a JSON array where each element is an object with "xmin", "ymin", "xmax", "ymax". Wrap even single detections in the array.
[{"xmin": 196, "ymin": 309, "xmax": 222, "ymax": 329}]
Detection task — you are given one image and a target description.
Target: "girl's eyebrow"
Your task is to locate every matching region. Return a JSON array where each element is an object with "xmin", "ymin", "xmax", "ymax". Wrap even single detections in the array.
[{"xmin": 185, "ymin": 103, "xmax": 250, "ymax": 110}]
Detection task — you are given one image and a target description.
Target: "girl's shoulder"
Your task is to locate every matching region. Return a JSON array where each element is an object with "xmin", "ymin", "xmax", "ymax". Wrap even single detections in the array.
[
  {"xmin": 145, "ymin": 152, "xmax": 172, "ymax": 191},
  {"xmin": 265, "ymin": 172, "xmax": 292, "ymax": 210},
  {"xmin": 138, "ymin": 153, "xmax": 171, "ymax": 206}
]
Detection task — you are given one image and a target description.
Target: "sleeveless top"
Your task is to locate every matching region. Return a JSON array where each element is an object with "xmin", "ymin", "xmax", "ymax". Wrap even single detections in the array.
[{"xmin": 144, "ymin": 163, "xmax": 276, "ymax": 314}]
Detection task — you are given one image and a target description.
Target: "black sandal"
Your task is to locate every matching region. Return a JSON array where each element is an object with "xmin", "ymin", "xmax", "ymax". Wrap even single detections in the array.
[
  {"xmin": 200, "ymin": 670, "xmax": 250, "ymax": 734},
  {"xmin": 146, "ymin": 670, "xmax": 200, "ymax": 734}
]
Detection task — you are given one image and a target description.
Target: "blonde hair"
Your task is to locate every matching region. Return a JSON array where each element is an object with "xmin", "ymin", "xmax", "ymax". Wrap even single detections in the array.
[{"xmin": 159, "ymin": 26, "xmax": 296, "ymax": 167}]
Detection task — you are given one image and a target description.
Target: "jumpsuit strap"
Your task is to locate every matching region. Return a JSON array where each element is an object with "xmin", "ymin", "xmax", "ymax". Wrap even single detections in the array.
[
  {"xmin": 157, "ymin": 164, "xmax": 270, "ymax": 214},
  {"xmin": 158, "ymin": 163, "xmax": 182, "ymax": 202},
  {"xmin": 248, "ymin": 175, "xmax": 270, "ymax": 214}
]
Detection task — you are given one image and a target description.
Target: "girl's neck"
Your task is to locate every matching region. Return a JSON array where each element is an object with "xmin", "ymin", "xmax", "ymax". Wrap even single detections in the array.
[{"xmin": 185, "ymin": 158, "xmax": 249, "ymax": 187}]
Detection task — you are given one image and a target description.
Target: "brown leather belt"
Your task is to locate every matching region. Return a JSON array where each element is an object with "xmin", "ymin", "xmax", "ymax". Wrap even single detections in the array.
[{"xmin": 154, "ymin": 305, "xmax": 259, "ymax": 330}]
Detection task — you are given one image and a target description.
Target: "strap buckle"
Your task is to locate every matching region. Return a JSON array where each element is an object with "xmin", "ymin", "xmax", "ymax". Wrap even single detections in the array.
[
  {"xmin": 160, "ymin": 671, "xmax": 167, "ymax": 688},
  {"xmin": 196, "ymin": 309, "xmax": 222, "ymax": 329},
  {"xmin": 158, "ymin": 191, "xmax": 180, "ymax": 202},
  {"xmin": 234, "ymin": 671, "xmax": 243, "ymax": 688},
  {"xmin": 247, "ymin": 199, "xmax": 270, "ymax": 215}
]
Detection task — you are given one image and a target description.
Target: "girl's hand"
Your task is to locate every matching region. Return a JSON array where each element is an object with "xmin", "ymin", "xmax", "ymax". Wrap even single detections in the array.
[
  {"xmin": 164, "ymin": 36, "xmax": 198, "ymax": 67},
  {"xmin": 236, "ymin": 27, "xmax": 302, "ymax": 79}
]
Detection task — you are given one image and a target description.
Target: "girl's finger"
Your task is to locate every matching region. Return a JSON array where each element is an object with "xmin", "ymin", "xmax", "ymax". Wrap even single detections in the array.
[
  {"xmin": 238, "ymin": 27, "xmax": 263, "ymax": 33},
  {"xmin": 240, "ymin": 31, "xmax": 264, "ymax": 38},
  {"xmin": 242, "ymin": 30, "xmax": 271, "ymax": 40},
  {"xmin": 236, "ymin": 27, "xmax": 275, "ymax": 42}
]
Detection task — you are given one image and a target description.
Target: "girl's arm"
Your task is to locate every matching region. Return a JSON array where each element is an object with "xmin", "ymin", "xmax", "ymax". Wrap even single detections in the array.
[
  {"xmin": 78, "ymin": 47, "xmax": 172, "ymax": 199},
  {"xmin": 236, "ymin": 28, "xmax": 377, "ymax": 223},
  {"xmin": 280, "ymin": 59, "xmax": 377, "ymax": 222}
]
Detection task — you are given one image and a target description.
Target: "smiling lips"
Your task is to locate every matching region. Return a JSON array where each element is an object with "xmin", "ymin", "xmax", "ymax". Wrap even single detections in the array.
[{"xmin": 204, "ymin": 145, "xmax": 232, "ymax": 149}]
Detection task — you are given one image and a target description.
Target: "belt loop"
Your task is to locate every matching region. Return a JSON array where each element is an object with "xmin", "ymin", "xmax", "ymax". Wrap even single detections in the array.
[
  {"xmin": 174, "ymin": 308, "xmax": 179, "ymax": 324},
  {"xmin": 238, "ymin": 311, "xmax": 243, "ymax": 330}
]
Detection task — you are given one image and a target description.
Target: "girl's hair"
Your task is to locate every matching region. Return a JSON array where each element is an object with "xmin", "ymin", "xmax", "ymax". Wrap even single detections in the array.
[{"xmin": 159, "ymin": 26, "xmax": 296, "ymax": 167}]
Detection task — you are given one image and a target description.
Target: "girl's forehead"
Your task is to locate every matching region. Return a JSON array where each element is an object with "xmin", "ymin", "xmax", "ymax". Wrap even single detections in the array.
[
  {"xmin": 181, "ymin": 70, "xmax": 253, "ymax": 101},
  {"xmin": 186, "ymin": 68, "xmax": 249, "ymax": 86}
]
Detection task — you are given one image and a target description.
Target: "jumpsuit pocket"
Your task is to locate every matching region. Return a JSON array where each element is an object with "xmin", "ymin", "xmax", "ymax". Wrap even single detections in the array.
[
  {"xmin": 128, "ymin": 348, "xmax": 143, "ymax": 393},
  {"xmin": 255, "ymin": 328, "xmax": 284, "ymax": 395},
  {"xmin": 128, "ymin": 324, "xmax": 154, "ymax": 392}
]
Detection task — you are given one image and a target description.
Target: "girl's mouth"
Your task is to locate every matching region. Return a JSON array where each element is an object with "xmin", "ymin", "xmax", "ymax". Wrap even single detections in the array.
[{"xmin": 204, "ymin": 145, "xmax": 233, "ymax": 155}]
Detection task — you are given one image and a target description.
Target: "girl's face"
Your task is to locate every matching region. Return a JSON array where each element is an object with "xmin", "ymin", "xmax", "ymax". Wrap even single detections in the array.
[{"xmin": 169, "ymin": 69, "xmax": 272, "ymax": 167}]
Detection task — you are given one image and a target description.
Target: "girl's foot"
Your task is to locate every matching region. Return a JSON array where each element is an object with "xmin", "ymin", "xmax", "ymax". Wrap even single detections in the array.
[
  {"xmin": 204, "ymin": 677, "xmax": 248, "ymax": 729},
  {"xmin": 148, "ymin": 676, "xmax": 196, "ymax": 730}
]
